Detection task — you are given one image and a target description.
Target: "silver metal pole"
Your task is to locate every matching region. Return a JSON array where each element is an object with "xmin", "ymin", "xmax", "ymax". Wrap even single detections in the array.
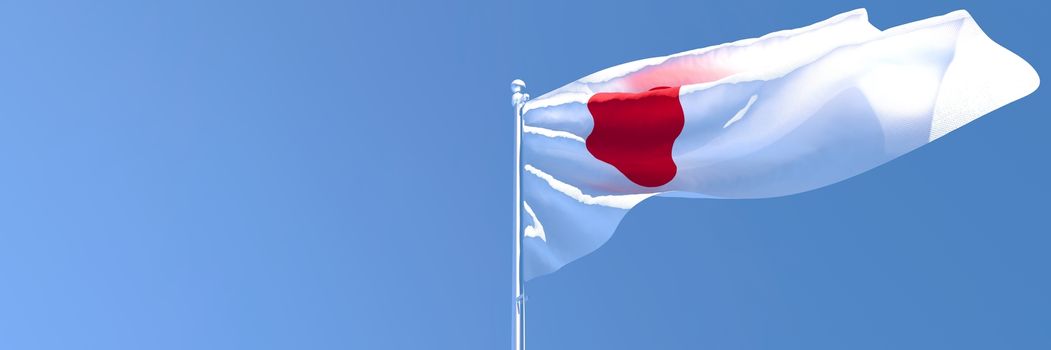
[{"xmin": 511, "ymin": 79, "xmax": 529, "ymax": 350}]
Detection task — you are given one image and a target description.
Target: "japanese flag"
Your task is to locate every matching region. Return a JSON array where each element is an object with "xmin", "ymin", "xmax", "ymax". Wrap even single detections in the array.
[{"xmin": 520, "ymin": 9, "xmax": 1038, "ymax": 280}]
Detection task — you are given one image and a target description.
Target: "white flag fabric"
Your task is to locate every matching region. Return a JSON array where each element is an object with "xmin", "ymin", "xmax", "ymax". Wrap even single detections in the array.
[{"xmin": 519, "ymin": 9, "xmax": 1039, "ymax": 280}]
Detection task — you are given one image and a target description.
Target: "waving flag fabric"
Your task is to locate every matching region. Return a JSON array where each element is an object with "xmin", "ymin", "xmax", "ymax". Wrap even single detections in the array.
[{"xmin": 520, "ymin": 9, "xmax": 1039, "ymax": 280}]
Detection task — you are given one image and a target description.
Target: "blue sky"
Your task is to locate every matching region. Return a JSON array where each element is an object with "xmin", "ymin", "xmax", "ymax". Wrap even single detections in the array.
[{"xmin": 0, "ymin": 0, "xmax": 1047, "ymax": 349}]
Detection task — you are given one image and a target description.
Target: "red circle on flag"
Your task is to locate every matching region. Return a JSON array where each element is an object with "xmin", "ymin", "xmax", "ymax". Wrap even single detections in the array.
[{"xmin": 586, "ymin": 86, "xmax": 684, "ymax": 188}]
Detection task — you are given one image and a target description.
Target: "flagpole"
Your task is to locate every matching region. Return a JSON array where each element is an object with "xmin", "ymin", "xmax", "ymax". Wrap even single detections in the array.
[{"xmin": 511, "ymin": 79, "xmax": 529, "ymax": 350}]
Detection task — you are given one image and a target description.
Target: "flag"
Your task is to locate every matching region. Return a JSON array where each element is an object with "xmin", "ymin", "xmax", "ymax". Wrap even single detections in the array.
[{"xmin": 519, "ymin": 9, "xmax": 1039, "ymax": 280}]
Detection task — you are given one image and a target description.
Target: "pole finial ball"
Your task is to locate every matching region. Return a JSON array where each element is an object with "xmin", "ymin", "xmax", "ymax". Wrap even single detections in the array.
[{"xmin": 511, "ymin": 79, "xmax": 526, "ymax": 93}]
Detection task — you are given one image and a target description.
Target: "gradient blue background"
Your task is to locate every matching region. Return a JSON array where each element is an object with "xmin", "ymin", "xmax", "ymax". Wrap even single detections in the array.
[{"xmin": 0, "ymin": 1, "xmax": 1046, "ymax": 349}]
